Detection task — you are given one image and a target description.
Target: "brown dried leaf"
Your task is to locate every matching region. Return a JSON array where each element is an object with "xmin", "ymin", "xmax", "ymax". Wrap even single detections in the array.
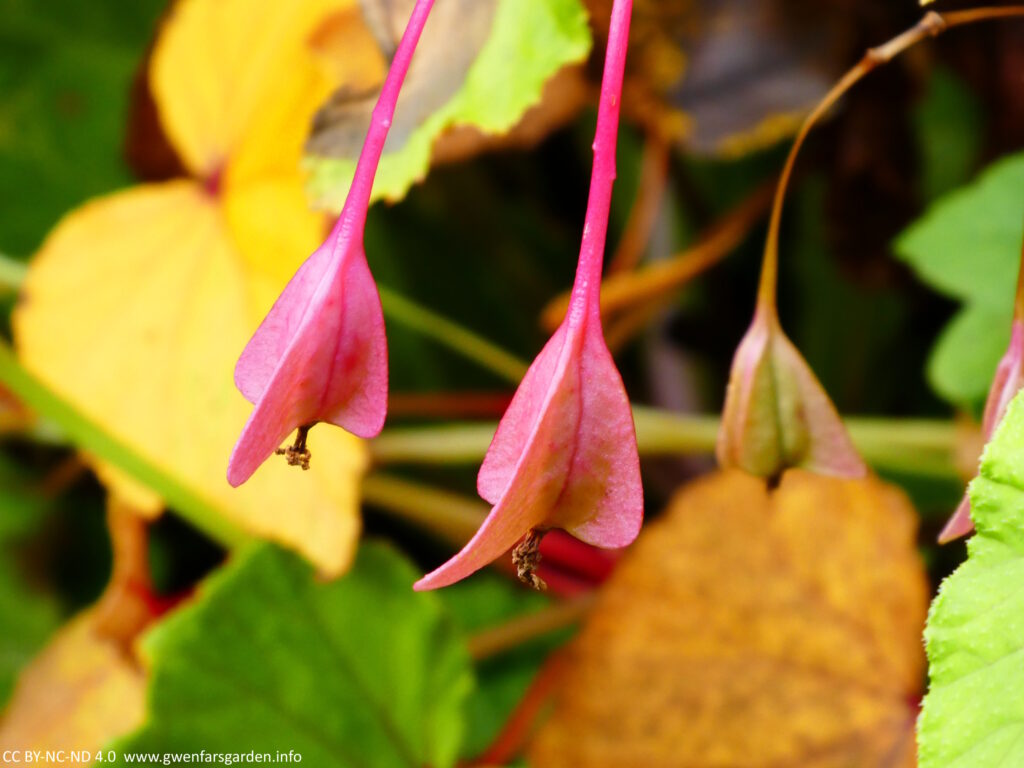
[
  {"xmin": 530, "ymin": 469, "xmax": 927, "ymax": 768},
  {"xmin": 306, "ymin": 0, "xmax": 497, "ymax": 161},
  {"xmin": 304, "ymin": 0, "xmax": 591, "ymax": 207},
  {"xmin": 586, "ymin": 0, "xmax": 846, "ymax": 155}
]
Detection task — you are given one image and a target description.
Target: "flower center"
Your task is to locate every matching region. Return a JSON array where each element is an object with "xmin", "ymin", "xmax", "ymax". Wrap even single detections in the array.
[
  {"xmin": 512, "ymin": 529, "xmax": 548, "ymax": 591},
  {"xmin": 275, "ymin": 423, "xmax": 315, "ymax": 471}
]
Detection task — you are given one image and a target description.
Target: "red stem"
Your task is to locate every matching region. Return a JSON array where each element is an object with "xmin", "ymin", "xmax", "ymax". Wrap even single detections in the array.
[
  {"xmin": 335, "ymin": 0, "xmax": 435, "ymax": 238},
  {"xmin": 567, "ymin": 0, "xmax": 633, "ymax": 326},
  {"xmin": 470, "ymin": 652, "xmax": 569, "ymax": 766}
]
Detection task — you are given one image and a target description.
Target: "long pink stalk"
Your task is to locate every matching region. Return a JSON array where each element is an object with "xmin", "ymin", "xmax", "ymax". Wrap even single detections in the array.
[
  {"xmin": 340, "ymin": 0, "xmax": 435, "ymax": 235},
  {"xmin": 228, "ymin": 0, "xmax": 435, "ymax": 486},
  {"xmin": 414, "ymin": 0, "xmax": 642, "ymax": 591},
  {"xmin": 939, "ymin": 237, "xmax": 1024, "ymax": 543},
  {"xmin": 568, "ymin": 0, "xmax": 632, "ymax": 322}
]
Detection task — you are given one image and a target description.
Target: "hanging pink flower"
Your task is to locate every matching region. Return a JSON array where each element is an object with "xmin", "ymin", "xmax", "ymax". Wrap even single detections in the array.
[
  {"xmin": 227, "ymin": 0, "xmax": 436, "ymax": 487},
  {"xmin": 415, "ymin": 0, "xmax": 642, "ymax": 591},
  {"xmin": 940, "ymin": 317, "xmax": 1024, "ymax": 543}
]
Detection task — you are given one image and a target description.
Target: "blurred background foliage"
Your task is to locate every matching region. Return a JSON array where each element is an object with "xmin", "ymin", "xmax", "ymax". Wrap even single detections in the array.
[{"xmin": 1, "ymin": 0, "xmax": 1023, "ymax": 764}]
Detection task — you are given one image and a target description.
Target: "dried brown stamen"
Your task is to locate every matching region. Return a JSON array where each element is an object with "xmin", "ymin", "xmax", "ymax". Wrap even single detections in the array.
[
  {"xmin": 512, "ymin": 528, "xmax": 548, "ymax": 591},
  {"xmin": 275, "ymin": 423, "xmax": 314, "ymax": 470}
]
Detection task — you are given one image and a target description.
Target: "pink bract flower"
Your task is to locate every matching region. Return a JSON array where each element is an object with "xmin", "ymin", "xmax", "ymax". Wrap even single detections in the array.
[
  {"xmin": 414, "ymin": 0, "xmax": 642, "ymax": 591},
  {"xmin": 940, "ymin": 319, "xmax": 1024, "ymax": 543},
  {"xmin": 227, "ymin": 0, "xmax": 436, "ymax": 487}
]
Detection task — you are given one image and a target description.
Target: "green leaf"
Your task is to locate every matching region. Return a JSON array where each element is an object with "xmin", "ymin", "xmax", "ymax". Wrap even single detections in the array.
[
  {"xmin": 0, "ymin": 0, "xmax": 165, "ymax": 255},
  {"xmin": 895, "ymin": 151, "xmax": 1024, "ymax": 407},
  {"xmin": 920, "ymin": 389, "xmax": 1024, "ymax": 767},
  {"xmin": 440, "ymin": 574, "xmax": 567, "ymax": 759},
  {"xmin": 0, "ymin": 560, "xmax": 60, "ymax": 707},
  {"xmin": 113, "ymin": 542, "xmax": 474, "ymax": 768},
  {"xmin": 306, "ymin": 0, "xmax": 591, "ymax": 209},
  {"xmin": 912, "ymin": 68, "xmax": 983, "ymax": 203},
  {"xmin": 0, "ymin": 342, "xmax": 245, "ymax": 548},
  {"xmin": 927, "ymin": 305, "xmax": 1012, "ymax": 409},
  {"xmin": 0, "ymin": 454, "xmax": 61, "ymax": 706},
  {"xmin": 0, "ymin": 454, "xmax": 51, "ymax": 542}
]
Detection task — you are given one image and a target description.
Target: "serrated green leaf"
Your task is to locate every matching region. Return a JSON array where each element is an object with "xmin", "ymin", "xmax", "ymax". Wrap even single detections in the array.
[
  {"xmin": 920, "ymin": 390, "xmax": 1024, "ymax": 767},
  {"xmin": 113, "ymin": 542, "xmax": 474, "ymax": 768},
  {"xmin": 306, "ymin": 0, "xmax": 591, "ymax": 209},
  {"xmin": 895, "ymin": 152, "xmax": 1024, "ymax": 407}
]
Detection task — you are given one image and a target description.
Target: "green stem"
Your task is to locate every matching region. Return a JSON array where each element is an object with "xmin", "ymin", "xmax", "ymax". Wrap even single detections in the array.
[
  {"xmin": 371, "ymin": 422, "xmax": 500, "ymax": 464},
  {"xmin": 0, "ymin": 343, "xmax": 246, "ymax": 547},
  {"xmin": 372, "ymin": 411, "xmax": 959, "ymax": 478},
  {"xmin": 378, "ymin": 285, "xmax": 528, "ymax": 383}
]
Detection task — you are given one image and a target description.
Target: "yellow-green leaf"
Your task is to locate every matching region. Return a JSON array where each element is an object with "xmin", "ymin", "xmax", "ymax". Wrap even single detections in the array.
[
  {"xmin": 15, "ymin": 183, "xmax": 365, "ymax": 574},
  {"xmin": 305, "ymin": 0, "xmax": 592, "ymax": 208}
]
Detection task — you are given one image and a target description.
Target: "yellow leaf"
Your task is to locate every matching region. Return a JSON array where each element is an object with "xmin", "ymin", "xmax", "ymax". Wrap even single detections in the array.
[
  {"xmin": 308, "ymin": 6, "xmax": 388, "ymax": 92},
  {"xmin": 530, "ymin": 469, "xmax": 928, "ymax": 768},
  {"xmin": 0, "ymin": 612, "xmax": 145, "ymax": 764},
  {"xmin": 16, "ymin": 0, "xmax": 387, "ymax": 573},
  {"xmin": 15, "ymin": 183, "xmax": 365, "ymax": 574},
  {"xmin": 151, "ymin": 0, "xmax": 350, "ymax": 181}
]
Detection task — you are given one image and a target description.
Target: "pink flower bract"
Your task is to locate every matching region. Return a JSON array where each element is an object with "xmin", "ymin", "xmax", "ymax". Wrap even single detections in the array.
[
  {"xmin": 227, "ymin": 0, "xmax": 436, "ymax": 487},
  {"xmin": 940, "ymin": 319, "xmax": 1024, "ymax": 543},
  {"xmin": 415, "ymin": 0, "xmax": 642, "ymax": 591},
  {"xmin": 228, "ymin": 222, "xmax": 387, "ymax": 486}
]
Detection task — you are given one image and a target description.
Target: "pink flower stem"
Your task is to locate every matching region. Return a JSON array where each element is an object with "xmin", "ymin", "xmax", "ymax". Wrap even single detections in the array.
[
  {"xmin": 567, "ymin": 0, "xmax": 633, "ymax": 326},
  {"xmin": 337, "ymin": 0, "xmax": 436, "ymax": 238}
]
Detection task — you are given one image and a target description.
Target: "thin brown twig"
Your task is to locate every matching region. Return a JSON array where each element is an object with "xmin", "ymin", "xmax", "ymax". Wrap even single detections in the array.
[
  {"xmin": 756, "ymin": 7, "xmax": 1024, "ymax": 314},
  {"xmin": 603, "ymin": 183, "xmax": 774, "ymax": 349},
  {"xmin": 541, "ymin": 180, "xmax": 774, "ymax": 332},
  {"xmin": 608, "ymin": 133, "xmax": 670, "ymax": 274},
  {"xmin": 93, "ymin": 497, "xmax": 155, "ymax": 648},
  {"xmin": 466, "ymin": 592, "xmax": 596, "ymax": 660}
]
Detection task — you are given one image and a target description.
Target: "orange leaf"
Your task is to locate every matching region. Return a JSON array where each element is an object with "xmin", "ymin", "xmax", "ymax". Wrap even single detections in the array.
[
  {"xmin": 0, "ymin": 612, "xmax": 146, "ymax": 764},
  {"xmin": 529, "ymin": 469, "xmax": 927, "ymax": 768}
]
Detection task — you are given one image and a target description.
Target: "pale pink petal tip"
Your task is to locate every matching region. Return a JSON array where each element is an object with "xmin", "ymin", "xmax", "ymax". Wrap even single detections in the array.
[
  {"xmin": 936, "ymin": 322, "xmax": 1024, "ymax": 545},
  {"xmin": 938, "ymin": 495, "xmax": 974, "ymax": 544}
]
